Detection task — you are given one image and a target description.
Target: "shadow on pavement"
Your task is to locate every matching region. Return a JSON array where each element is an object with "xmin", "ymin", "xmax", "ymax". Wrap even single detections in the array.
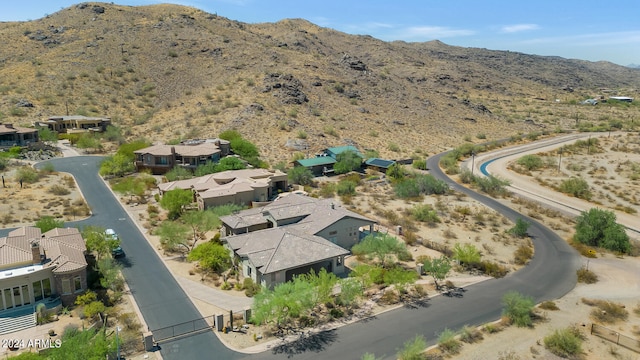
[
  {"xmin": 403, "ymin": 298, "xmax": 431, "ymax": 309},
  {"xmin": 271, "ymin": 329, "xmax": 337, "ymax": 358}
]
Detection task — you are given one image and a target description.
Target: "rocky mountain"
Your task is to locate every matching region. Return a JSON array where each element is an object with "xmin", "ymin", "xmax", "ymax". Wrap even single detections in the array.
[{"xmin": 1, "ymin": 2, "xmax": 639, "ymax": 164}]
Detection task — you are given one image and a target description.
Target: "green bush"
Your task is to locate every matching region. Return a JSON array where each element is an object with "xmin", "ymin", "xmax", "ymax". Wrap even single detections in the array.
[
  {"xmin": 559, "ymin": 177, "xmax": 591, "ymax": 200},
  {"xmin": 16, "ymin": 166, "xmax": 40, "ymax": 183},
  {"xmin": 438, "ymin": 328, "xmax": 462, "ymax": 354},
  {"xmin": 502, "ymin": 291, "xmax": 534, "ymax": 327},
  {"xmin": 513, "ymin": 245, "xmax": 533, "ymax": 265},
  {"xmin": 517, "ymin": 154, "xmax": 544, "ymax": 171},
  {"xmin": 576, "ymin": 267, "xmax": 598, "ymax": 284},
  {"xmin": 544, "ymin": 327, "xmax": 583, "ymax": 358},
  {"xmin": 574, "ymin": 208, "xmax": 630, "ymax": 253},
  {"xmin": 411, "ymin": 204, "xmax": 440, "ymax": 225},
  {"xmin": 412, "ymin": 159, "xmax": 427, "ymax": 170},
  {"xmin": 336, "ymin": 179, "xmax": 357, "ymax": 196},
  {"xmin": 509, "ymin": 218, "xmax": 529, "ymax": 238},
  {"xmin": 397, "ymin": 334, "xmax": 426, "ymax": 360}
]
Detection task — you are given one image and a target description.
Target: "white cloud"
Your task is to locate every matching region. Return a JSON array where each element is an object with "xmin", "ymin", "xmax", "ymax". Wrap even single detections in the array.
[
  {"xmin": 401, "ymin": 26, "xmax": 475, "ymax": 39},
  {"xmin": 501, "ymin": 24, "xmax": 540, "ymax": 33}
]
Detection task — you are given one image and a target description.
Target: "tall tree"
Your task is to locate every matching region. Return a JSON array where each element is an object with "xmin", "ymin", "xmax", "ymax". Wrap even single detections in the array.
[
  {"xmin": 181, "ymin": 209, "xmax": 222, "ymax": 251},
  {"xmin": 453, "ymin": 243, "xmax": 482, "ymax": 269},
  {"xmin": 155, "ymin": 220, "xmax": 190, "ymax": 253},
  {"xmin": 82, "ymin": 226, "xmax": 119, "ymax": 260},
  {"xmin": 35, "ymin": 216, "xmax": 64, "ymax": 233},
  {"xmin": 288, "ymin": 166, "xmax": 314, "ymax": 185},
  {"xmin": 422, "ymin": 255, "xmax": 452, "ymax": 289},
  {"xmin": 334, "ymin": 150, "xmax": 362, "ymax": 174}
]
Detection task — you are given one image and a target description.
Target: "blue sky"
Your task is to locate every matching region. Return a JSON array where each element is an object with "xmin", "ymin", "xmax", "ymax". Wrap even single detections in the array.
[{"xmin": 2, "ymin": 0, "xmax": 640, "ymax": 66}]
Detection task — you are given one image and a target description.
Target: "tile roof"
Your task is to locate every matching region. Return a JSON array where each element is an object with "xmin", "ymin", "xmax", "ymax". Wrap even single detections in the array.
[
  {"xmin": 226, "ymin": 227, "xmax": 348, "ymax": 274},
  {"xmin": 0, "ymin": 227, "xmax": 87, "ymax": 273},
  {"xmin": 134, "ymin": 143, "xmax": 220, "ymax": 157},
  {"xmin": 0, "ymin": 123, "xmax": 38, "ymax": 135}
]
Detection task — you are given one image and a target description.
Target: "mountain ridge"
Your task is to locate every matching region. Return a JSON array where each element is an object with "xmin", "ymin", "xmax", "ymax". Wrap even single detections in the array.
[{"xmin": 0, "ymin": 2, "xmax": 638, "ymax": 164}]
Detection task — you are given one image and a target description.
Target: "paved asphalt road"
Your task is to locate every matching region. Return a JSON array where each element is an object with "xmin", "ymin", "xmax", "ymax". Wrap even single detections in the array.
[
  {"xmin": 1, "ymin": 152, "xmax": 581, "ymax": 360},
  {"xmin": 29, "ymin": 156, "xmax": 239, "ymax": 360}
]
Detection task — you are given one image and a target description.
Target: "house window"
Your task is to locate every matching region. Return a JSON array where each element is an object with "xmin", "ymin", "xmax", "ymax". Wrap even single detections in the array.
[
  {"xmin": 42, "ymin": 278, "xmax": 52, "ymax": 298},
  {"xmin": 61, "ymin": 279, "xmax": 71, "ymax": 295},
  {"xmin": 158, "ymin": 156, "xmax": 168, "ymax": 165},
  {"xmin": 329, "ymin": 230, "xmax": 337, "ymax": 236},
  {"xmin": 247, "ymin": 266, "xmax": 252, "ymax": 277},
  {"xmin": 33, "ymin": 281, "xmax": 43, "ymax": 302},
  {"xmin": 74, "ymin": 276, "xmax": 83, "ymax": 293},
  {"xmin": 337, "ymin": 256, "xmax": 342, "ymax": 266}
]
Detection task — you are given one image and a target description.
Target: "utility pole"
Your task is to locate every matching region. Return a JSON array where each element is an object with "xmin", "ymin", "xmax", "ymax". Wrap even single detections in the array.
[
  {"xmin": 557, "ymin": 146, "xmax": 563, "ymax": 173},
  {"xmin": 587, "ymin": 135, "xmax": 591, "ymax": 155}
]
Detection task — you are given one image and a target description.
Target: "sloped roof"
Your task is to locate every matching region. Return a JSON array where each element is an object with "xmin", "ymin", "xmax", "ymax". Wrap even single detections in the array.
[
  {"xmin": 325, "ymin": 146, "xmax": 363, "ymax": 158},
  {"xmin": 0, "ymin": 226, "xmax": 87, "ymax": 273},
  {"xmin": 134, "ymin": 142, "xmax": 220, "ymax": 157},
  {"xmin": 221, "ymin": 193, "xmax": 376, "ymax": 233},
  {"xmin": 0, "ymin": 123, "xmax": 38, "ymax": 135},
  {"xmin": 158, "ymin": 168, "xmax": 286, "ymax": 194},
  {"xmin": 226, "ymin": 228, "xmax": 348, "ymax": 274},
  {"xmin": 295, "ymin": 157, "xmax": 336, "ymax": 167}
]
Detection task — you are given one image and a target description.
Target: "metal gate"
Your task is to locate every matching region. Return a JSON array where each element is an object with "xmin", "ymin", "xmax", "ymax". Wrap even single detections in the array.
[{"xmin": 152, "ymin": 316, "xmax": 214, "ymax": 343}]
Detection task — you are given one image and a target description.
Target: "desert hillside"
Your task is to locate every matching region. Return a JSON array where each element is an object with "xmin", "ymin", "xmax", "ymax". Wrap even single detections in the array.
[{"xmin": 1, "ymin": 2, "xmax": 639, "ymax": 164}]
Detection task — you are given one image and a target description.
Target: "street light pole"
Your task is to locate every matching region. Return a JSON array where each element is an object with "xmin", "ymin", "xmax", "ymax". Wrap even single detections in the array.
[
  {"xmin": 471, "ymin": 152, "xmax": 475, "ymax": 176},
  {"xmin": 558, "ymin": 146, "xmax": 563, "ymax": 173}
]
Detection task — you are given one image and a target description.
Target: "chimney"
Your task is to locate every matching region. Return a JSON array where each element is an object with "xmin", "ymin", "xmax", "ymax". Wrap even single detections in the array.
[
  {"xmin": 5, "ymin": 123, "xmax": 14, "ymax": 129},
  {"xmin": 330, "ymin": 203, "xmax": 335, "ymax": 210},
  {"xmin": 31, "ymin": 242, "xmax": 42, "ymax": 265}
]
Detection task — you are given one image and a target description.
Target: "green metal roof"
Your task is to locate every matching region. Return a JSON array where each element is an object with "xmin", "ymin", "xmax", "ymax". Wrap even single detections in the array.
[
  {"xmin": 295, "ymin": 157, "xmax": 337, "ymax": 167},
  {"xmin": 365, "ymin": 158, "xmax": 396, "ymax": 169},
  {"xmin": 325, "ymin": 146, "xmax": 363, "ymax": 158}
]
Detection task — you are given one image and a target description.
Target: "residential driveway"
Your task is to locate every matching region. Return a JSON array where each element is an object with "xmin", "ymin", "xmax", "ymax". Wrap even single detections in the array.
[{"xmin": 178, "ymin": 276, "xmax": 252, "ymax": 313}]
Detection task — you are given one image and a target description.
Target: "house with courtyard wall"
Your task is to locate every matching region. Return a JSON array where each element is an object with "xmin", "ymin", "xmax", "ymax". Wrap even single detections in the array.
[{"xmin": 220, "ymin": 193, "xmax": 376, "ymax": 288}]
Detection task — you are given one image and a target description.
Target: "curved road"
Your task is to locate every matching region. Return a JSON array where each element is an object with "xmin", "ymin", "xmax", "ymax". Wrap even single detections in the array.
[{"xmin": 2, "ymin": 152, "xmax": 581, "ymax": 360}]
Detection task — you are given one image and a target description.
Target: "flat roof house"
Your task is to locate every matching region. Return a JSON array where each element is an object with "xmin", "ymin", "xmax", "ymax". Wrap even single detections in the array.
[
  {"xmin": 0, "ymin": 123, "xmax": 39, "ymax": 148},
  {"xmin": 0, "ymin": 226, "xmax": 88, "ymax": 331},
  {"xmin": 158, "ymin": 168, "xmax": 288, "ymax": 209},
  {"xmin": 134, "ymin": 139, "xmax": 230, "ymax": 175},
  {"xmin": 220, "ymin": 194, "xmax": 376, "ymax": 288},
  {"xmin": 34, "ymin": 115, "xmax": 111, "ymax": 134}
]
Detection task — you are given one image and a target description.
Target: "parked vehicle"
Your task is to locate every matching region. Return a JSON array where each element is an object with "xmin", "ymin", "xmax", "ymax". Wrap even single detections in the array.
[{"xmin": 106, "ymin": 228, "xmax": 125, "ymax": 258}]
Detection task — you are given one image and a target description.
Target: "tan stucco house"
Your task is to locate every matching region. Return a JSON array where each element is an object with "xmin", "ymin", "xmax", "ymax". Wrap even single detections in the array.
[
  {"xmin": 0, "ymin": 226, "xmax": 88, "ymax": 312},
  {"xmin": 220, "ymin": 194, "xmax": 376, "ymax": 288},
  {"xmin": 134, "ymin": 139, "xmax": 230, "ymax": 175},
  {"xmin": 0, "ymin": 123, "xmax": 39, "ymax": 148},
  {"xmin": 34, "ymin": 115, "xmax": 111, "ymax": 133},
  {"xmin": 158, "ymin": 168, "xmax": 288, "ymax": 209}
]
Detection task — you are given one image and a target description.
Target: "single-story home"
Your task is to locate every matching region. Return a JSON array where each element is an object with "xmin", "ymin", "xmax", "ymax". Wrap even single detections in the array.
[
  {"xmin": 34, "ymin": 115, "xmax": 111, "ymax": 133},
  {"xmin": 134, "ymin": 139, "xmax": 230, "ymax": 175},
  {"xmin": 0, "ymin": 226, "xmax": 88, "ymax": 310},
  {"xmin": 365, "ymin": 158, "xmax": 396, "ymax": 172},
  {"xmin": 225, "ymin": 227, "xmax": 349, "ymax": 289},
  {"xmin": 221, "ymin": 194, "xmax": 376, "ymax": 287},
  {"xmin": 0, "ymin": 123, "xmax": 39, "ymax": 149},
  {"xmin": 158, "ymin": 168, "xmax": 288, "ymax": 209}
]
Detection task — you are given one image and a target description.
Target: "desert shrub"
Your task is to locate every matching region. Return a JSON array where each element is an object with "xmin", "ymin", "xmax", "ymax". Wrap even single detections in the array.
[
  {"xmin": 544, "ymin": 326, "xmax": 584, "ymax": 358},
  {"xmin": 453, "ymin": 243, "xmax": 481, "ymax": 269},
  {"xmin": 539, "ymin": 301, "xmax": 559, "ymax": 311},
  {"xmin": 336, "ymin": 179, "xmax": 357, "ymax": 196},
  {"xmin": 474, "ymin": 175, "xmax": 510, "ymax": 197},
  {"xmin": 438, "ymin": 328, "xmax": 461, "ymax": 354},
  {"xmin": 502, "ymin": 291, "xmax": 535, "ymax": 327},
  {"xmin": 517, "ymin": 154, "xmax": 544, "ymax": 171},
  {"xmin": 412, "ymin": 159, "xmax": 427, "ymax": 170},
  {"xmin": 559, "ymin": 177, "xmax": 591, "ymax": 200},
  {"xmin": 459, "ymin": 325, "xmax": 483, "ymax": 343},
  {"xmin": 411, "ymin": 204, "xmax": 440, "ymax": 225},
  {"xmin": 582, "ymin": 298, "xmax": 628, "ymax": 323},
  {"xmin": 288, "ymin": 166, "xmax": 314, "ymax": 186},
  {"xmin": 16, "ymin": 166, "xmax": 40, "ymax": 183},
  {"xmin": 479, "ymin": 261, "xmax": 508, "ymax": 278},
  {"xmin": 397, "ymin": 334, "xmax": 427, "ymax": 360},
  {"xmin": 508, "ymin": 218, "xmax": 529, "ymax": 238},
  {"xmin": 576, "ymin": 267, "xmax": 598, "ymax": 284},
  {"xmin": 329, "ymin": 308, "xmax": 344, "ymax": 319},
  {"xmin": 243, "ymin": 278, "xmax": 261, "ymax": 297},
  {"xmin": 513, "ymin": 245, "xmax": 533, "ymax": 265},
  {"xmin": 48, "ymin": 184, "xmax": 71, "ymax": 195}
]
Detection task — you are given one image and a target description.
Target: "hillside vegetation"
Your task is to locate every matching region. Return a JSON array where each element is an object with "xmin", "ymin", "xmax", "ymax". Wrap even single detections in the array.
[{"xmin": 1, "ymin": 2, "xmax": 639, "ymax": 164}]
